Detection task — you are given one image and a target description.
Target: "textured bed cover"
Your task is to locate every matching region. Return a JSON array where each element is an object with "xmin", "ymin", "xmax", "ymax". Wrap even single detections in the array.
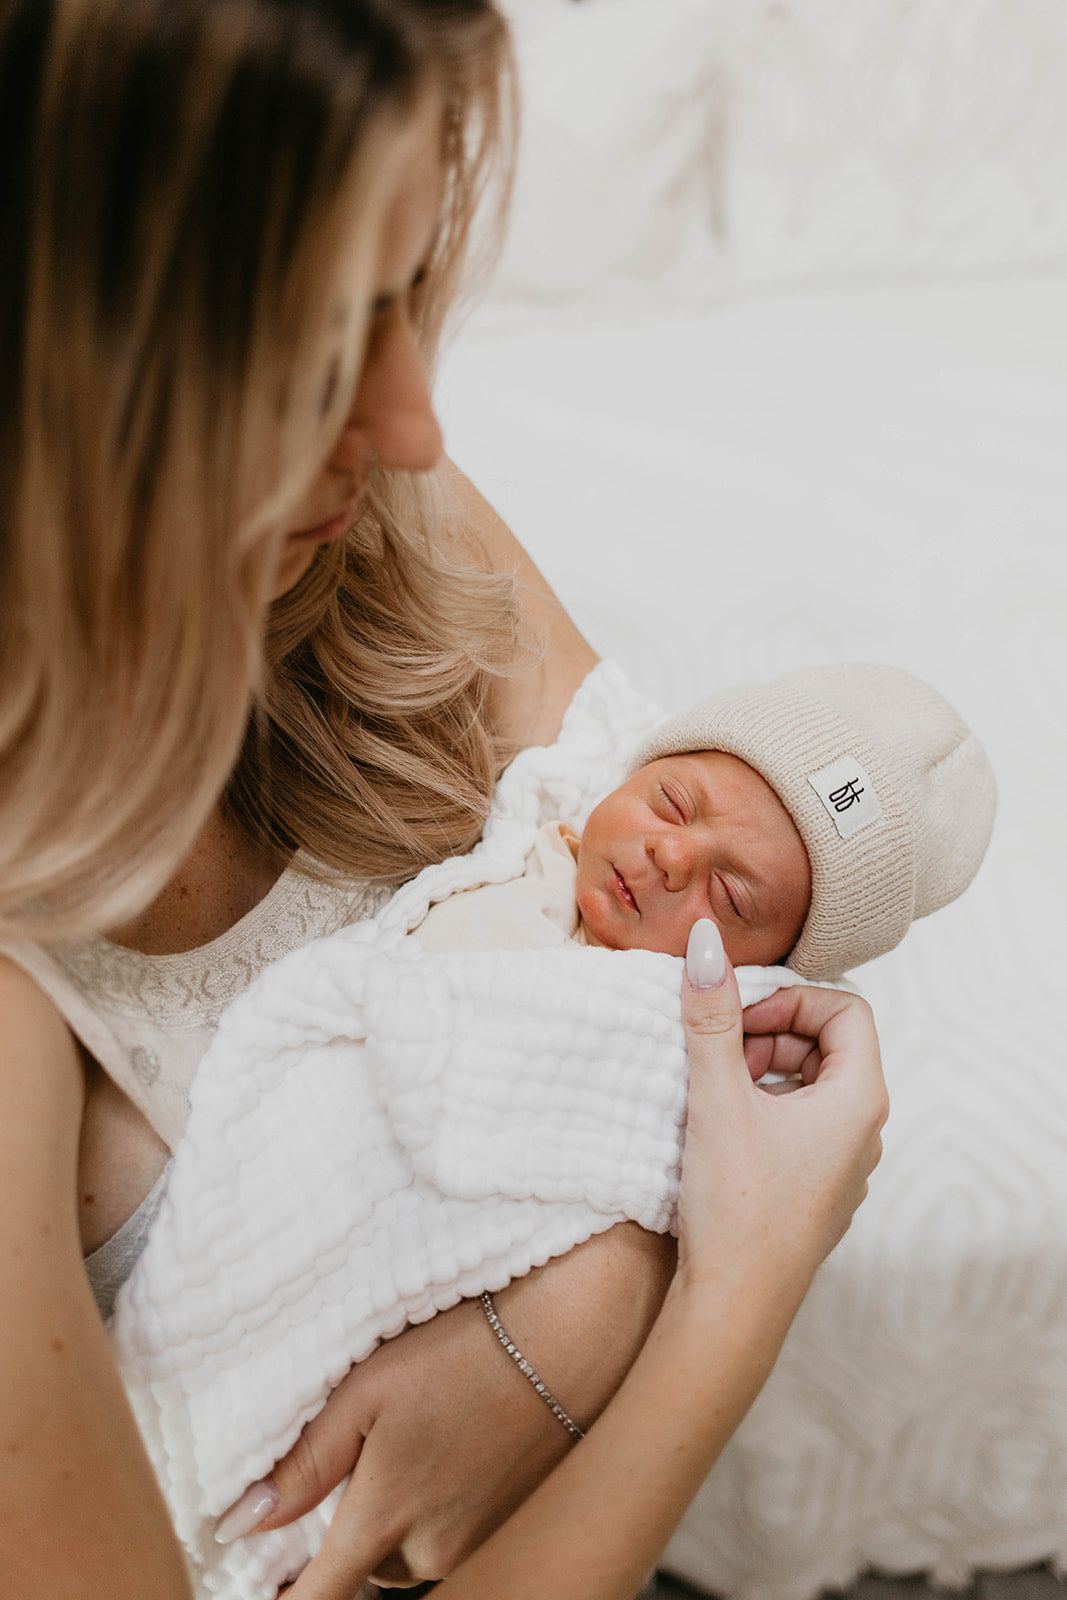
[{"xmin": 436, "ymin": 276, "xmax": 1067, "ymax": 1598}]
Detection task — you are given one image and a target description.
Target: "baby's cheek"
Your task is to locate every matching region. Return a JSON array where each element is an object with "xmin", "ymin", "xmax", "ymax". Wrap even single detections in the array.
[
  {"xmin": 625, "ymin": 916, "xmax": 693, "ymax": 959},
  {"xmin": 736, "ymin": 927, "xmax": 789, "ymax": 968}
]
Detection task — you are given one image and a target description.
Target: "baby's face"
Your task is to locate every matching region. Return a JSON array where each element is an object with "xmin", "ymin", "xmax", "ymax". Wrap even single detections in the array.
[{"xmin": 576, "ymin": 752, "xmax": 811, "ymax": 966}]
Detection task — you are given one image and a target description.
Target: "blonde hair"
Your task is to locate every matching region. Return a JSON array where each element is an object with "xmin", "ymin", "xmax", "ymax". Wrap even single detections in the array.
[{"xmin": 0, "ymin": 0, "xmax": 516, "ymax": 942}]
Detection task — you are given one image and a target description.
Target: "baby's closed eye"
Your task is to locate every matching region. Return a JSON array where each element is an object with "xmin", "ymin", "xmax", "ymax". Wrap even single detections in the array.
[
  {"xmin": 656, "ymin": 783, "xmax": 686, "ymax": 821},
  {"xmin": 712, "ymin": 873, "xmax": 750, "ymax": 922}
]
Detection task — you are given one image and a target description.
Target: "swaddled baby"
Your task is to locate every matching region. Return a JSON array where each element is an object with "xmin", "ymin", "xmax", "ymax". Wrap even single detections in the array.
[
  {"xmin": 419, "ymin": 661, "xmax": 997, "ymax": 983},
  {"xmin": 111, "ymin": 661, "xmax": 995, "ymax": 1600}
]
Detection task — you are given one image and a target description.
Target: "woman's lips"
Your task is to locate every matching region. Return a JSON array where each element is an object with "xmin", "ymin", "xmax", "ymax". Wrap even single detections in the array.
[
  {"xmin": 613, "ymin": 868, "xmax": 638, "ymax": 913},
  {"xmin": 290, "ymin": 500, "xmax": 360, "ymax": 544}
]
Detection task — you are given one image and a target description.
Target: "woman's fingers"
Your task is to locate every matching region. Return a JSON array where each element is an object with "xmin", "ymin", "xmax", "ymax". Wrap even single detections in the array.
[
  {"xmin": 745, "ymin": 986, "xmax": 888, "ymax": 1111},
  {"xmin": 215, "ymin": 1365, "xmax": 372, "ymax": 1545},
  {"xmin": 677, "ymin": 927, "xmax": 889, "ymax": 1288},
  {"xmin": 214, "ymin": 1383, "xmax": 403, "ymax": 1600},
  {"xmin": 281, "ymin": 1497, "xmax": 390, "ymax": 1600},
  {"xmin": 676, "ymin": 922, "xmax": 750, "ymax": 1244},
  {"xmin": 742, "ymin": 1030, "xmax": 822, "ymax": 1082}
]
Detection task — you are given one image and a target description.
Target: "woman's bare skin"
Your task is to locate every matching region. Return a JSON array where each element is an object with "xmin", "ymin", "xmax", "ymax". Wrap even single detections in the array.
[{"xmin": 0, "ymin": 35, "xmax": 886, "ymax": 1600}]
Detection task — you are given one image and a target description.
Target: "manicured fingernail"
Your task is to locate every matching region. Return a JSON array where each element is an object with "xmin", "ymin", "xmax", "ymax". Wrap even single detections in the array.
[
  {"xmin": 214, "ymin": 1478, "xmax": 279, "ymax": 1544},
  {"xmin": 686, "ymin": 918, "xmax": 726, "ymax": 989}
]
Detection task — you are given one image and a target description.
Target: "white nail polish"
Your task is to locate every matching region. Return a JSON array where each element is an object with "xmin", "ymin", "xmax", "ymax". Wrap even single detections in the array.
[
  {"xmin": 686, "ymin": 918, "xmax": 726, "ymax": 989},
  {"xmin": 214, "ymin": 1478, "xmax": 279, "ymax": 1544}
]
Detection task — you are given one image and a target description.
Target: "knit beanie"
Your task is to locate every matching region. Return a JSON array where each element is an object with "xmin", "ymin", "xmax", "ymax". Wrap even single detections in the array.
[{"xmin": 630, "ymin": 663, "xmax": 997, "ymax": 979}]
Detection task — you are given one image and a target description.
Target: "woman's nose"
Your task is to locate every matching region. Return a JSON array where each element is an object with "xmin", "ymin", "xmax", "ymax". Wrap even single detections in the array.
[{"xmin": 329, "ymin": 306, "xmax": 443, "ymax": 476}]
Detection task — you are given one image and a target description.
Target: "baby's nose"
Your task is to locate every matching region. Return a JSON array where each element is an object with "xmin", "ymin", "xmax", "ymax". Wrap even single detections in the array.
[{"xmin": 650, "ymin": 832, "xmax": 693, "ymax": 892}]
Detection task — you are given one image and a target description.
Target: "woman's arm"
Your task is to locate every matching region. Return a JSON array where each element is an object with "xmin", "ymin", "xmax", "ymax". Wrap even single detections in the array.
[
  {"xmin": 246, "ymin": 935, "xmax": 885, "ymax": 1598},
  {"xmin": 221, "ymin": 1222, "xmax": 678, "ymax": 1581},
  {"xmin": 441, "ymin": 459, "xmax": 600, "ymax": 750},
  {"xmin": 0, "ymin": 958, "xmax": 192, "ymax": 1600},
  {"xmin": 434, "ymin": 966, "xmax": 886, "ymax": 1600}
]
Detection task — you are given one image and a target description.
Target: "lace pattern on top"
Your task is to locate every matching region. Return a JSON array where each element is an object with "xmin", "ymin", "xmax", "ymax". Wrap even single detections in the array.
[
  {"xmin": 48, "ymin": 858, "xmax": 392, "ymax": 1024},
  {"xmin": 2, "ymin": 858, "xmax": 392, "ymax": 1149}
]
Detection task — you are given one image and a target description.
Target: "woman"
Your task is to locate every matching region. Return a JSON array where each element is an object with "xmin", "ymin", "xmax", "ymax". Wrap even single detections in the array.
[{"xmin": 0, "ymin": 3, "xmax": 887, "ymax": 1597}]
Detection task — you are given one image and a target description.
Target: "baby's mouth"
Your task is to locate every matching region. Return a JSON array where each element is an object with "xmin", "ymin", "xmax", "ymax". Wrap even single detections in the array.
[{"xmin": 613, "ymin": 868, "xmax": 638, "ymax": 913}]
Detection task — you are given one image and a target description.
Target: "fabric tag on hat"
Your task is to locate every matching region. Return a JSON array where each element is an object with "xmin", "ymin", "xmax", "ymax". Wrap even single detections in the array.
[{"xmin": 806, "ymin": 755, "xmax": 882, "ymax": 840}]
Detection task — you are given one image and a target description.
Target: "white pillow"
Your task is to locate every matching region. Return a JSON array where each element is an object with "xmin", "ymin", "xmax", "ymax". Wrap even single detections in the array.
[
  {"xmin": 489, "ymin": 0, "xmax": 724, "ymax": 304},
  {"xmin": 717, "ymin": 0, "xmax": 1067, "ymax": 288},
  {"xmin": 489, "ymin": 0, "xmax": 1067, "ymax": 305}
]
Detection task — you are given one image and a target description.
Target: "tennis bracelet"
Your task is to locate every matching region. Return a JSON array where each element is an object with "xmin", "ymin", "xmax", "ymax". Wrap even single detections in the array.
[{"xmin": 480, "ymin": 1291, "xmax": 585, "ymax": 1441}]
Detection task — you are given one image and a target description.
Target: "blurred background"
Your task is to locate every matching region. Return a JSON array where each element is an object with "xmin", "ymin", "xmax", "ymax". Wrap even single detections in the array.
[{"xmin": 435, "ymin": 3, "xmax": 1067, "ymax": 1598}]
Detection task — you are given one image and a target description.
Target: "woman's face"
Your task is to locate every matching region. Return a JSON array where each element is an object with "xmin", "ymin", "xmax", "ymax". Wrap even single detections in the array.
[{"xmin": 270, "ymin": 96, "xmax": 446, "ymax": 600}]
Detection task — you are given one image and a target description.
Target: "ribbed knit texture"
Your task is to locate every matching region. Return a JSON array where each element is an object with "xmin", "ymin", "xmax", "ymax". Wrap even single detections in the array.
[{"xmin": 632, "ymin": 663, "xmax": 997, "ymax": 978}]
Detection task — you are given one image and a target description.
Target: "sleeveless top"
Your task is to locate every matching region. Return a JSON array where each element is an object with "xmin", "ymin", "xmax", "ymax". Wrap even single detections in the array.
[
  {"xmin": 3, "ymin": 856, "xmax": 391, "ymax": 1151},
  {"xmin": 2, "ymin": 856, "xmax": 392, "ymax": 1310}
]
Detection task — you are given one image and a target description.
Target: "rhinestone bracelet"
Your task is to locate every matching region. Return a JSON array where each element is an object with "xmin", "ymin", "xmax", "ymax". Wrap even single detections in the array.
[{"xmin": 480, "ymin": 1291, "xmax": 585, "ymax": 1441}]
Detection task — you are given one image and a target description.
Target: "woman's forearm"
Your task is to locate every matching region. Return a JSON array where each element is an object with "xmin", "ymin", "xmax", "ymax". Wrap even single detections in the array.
[
  {"xmin": 8, "ymin": 1265, "xmax": 194, "ymax": 1600},
  {"xmin": 492, "ymin": 1223, "xmax": 677, "ymax": 1431},
  {"xmin": 442, "ymin": 1260, "xmax": 805, "ymax": 1599},
  {"xmin": 447, "ymin": 961, "xmax": 888, "ymax": 1598},
  {"xmin": 267, "ymin": 956, "xmax": 885, "ymax": 1600},
  {"xmin": 0, "ymin": 960, "xmax": 192, "ymax": 1600}
]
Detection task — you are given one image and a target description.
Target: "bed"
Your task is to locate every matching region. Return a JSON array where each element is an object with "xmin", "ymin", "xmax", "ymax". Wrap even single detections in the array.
[{"xmin": 436, "ymin": 2, "xmax": 1067, "ymax": 1594}]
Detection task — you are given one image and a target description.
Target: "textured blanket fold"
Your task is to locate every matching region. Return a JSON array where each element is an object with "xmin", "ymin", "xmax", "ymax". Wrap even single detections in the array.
[{"xmin": 108, "ymin": 663, "xmax": 806, "ymax": 1599}]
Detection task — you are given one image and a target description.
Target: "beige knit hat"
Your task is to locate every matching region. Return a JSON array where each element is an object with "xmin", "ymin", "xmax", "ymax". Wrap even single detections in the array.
[{"xmin": 630, "ymin": 663, "xmax": 997, "ymax": 979}]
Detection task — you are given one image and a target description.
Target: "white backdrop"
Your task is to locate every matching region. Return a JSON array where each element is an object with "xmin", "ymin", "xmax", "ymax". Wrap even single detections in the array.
[{"xmin": 436, "ymin": 3, "xmax": 1067, "ymax": 1594}]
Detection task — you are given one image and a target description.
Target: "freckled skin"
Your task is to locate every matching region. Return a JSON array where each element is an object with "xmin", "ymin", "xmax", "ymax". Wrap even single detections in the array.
[{"xmin": 575, "ymin": 752, "xmax": 811, "ymax": 967}]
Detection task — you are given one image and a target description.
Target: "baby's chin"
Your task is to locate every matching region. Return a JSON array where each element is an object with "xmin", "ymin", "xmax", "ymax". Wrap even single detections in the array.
[{"xmin": 576, "ymin": 911, "xmax": 687, "ymax": 958}]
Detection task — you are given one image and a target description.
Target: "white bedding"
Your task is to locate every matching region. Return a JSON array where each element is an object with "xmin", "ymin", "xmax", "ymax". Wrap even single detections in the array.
[{"xmin": 436, "ymin": 281, "xmax": 1067, "ymax": 1594}]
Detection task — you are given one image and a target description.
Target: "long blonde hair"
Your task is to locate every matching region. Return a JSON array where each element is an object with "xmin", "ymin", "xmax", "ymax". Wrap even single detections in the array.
[{"xmin": 0, "ymin": 0, "xmax": 516, "ymax": 943}]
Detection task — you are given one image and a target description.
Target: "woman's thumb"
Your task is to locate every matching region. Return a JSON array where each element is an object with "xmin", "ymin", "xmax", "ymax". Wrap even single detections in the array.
[{"xmin": 682, "ymin": 919, "xmax": 744, "ymax": 1047}]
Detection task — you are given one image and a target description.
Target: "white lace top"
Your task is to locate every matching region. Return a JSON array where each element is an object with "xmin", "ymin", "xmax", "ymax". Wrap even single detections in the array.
[{"xmin": 3, "ymin": 859, "xmax": 391, "ymax": 1150}]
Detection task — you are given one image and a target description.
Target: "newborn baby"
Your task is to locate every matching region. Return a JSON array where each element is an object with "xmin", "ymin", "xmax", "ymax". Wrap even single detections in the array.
[
  {"xmin": 112, "ymin": 661, "xmax": 996, "ymax": 1600},
  {"xmin": 419, "ymin": 660, "xmax": 998, "ymax": 983},
  {"xmin": 420, "ymin": 752, "xmax": 809, "ymax": 967}
]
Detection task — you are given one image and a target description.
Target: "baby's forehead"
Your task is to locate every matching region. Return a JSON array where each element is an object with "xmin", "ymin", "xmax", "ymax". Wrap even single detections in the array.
[
  {"xmin": 640, "ymin": 747, "xmax": 762, "ymax": 782},
  {"xmin": 634, "ymin": 748, "xmax": 795, "ymax": 820}
]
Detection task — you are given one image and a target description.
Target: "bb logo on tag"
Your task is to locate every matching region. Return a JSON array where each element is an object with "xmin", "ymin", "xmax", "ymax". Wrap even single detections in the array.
[{"xmin": 807, "ymin": 755, "xmax": 882, "ymax": 841}]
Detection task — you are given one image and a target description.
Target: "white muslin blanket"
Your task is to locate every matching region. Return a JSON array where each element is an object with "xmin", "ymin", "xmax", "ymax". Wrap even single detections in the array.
[{"xmin": 109, "ymin": 663, "xmax": 806, "ymax": 1599}]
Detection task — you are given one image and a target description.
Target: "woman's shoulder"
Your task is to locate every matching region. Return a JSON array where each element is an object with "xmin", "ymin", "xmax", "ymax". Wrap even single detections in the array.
[
  {"xmin": 0, "ymin": 949, "xmax": 77, "ymax": 1058},
  {"xmin": 0, "ymin": 953, "xmax": 84, "ymax": 1174}
]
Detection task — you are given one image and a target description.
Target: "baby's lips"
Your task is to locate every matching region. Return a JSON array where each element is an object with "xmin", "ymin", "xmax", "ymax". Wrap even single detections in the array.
[{"xmin": 613, "ymin": 867, "xmax": 639, "ymax": 912}]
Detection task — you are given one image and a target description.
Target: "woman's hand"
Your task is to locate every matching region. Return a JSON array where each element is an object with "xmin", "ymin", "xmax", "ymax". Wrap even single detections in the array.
[
  {"xmin": 220, "ymin": 923, "xmax": 886, "ymax": 1600},
  {"xmin": 375, "ymin": 926, "xmax": 889, "ymax": 1599},
  {"xmin": 678, "ymin": 920, "xmax": 888, "ymax": 1301},
  {"xmin": 217, "ymin": 1224, "xmax": 675, "ymax": 1594}
]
